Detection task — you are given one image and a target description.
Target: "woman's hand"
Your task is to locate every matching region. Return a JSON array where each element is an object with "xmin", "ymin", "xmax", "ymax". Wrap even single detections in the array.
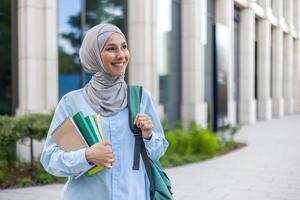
[
  {"xmin": 85, "ymin": 140, "xmax": 114, "ymax": 169},
  {"xmin": 134, "ymin": 113, "xmax": 154, "ymax": 139}
]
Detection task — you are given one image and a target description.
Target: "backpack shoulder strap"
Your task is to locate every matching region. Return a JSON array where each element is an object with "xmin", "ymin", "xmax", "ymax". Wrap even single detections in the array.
[
  {"xmin": 127, "ymin": 85, "xmax": 155, "ymax": 197},
  {"xmin": 128, "ymin": 85, "xmax": 143, "ymax": 131}
]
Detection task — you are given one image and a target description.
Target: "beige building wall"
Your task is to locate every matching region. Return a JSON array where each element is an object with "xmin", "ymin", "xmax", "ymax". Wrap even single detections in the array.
[
  {"xmin": 17, "ymin": 0, "xmax": 58, "ymax": 115},
  {"xmin": 16, "ymin": 0, "xmax": 300, "ymax": 129},
  {"xmin": 257, "ymin": 19, "xmax": 272, "ymax": 120},
  {"xmin": 180, "ymin": 0, "xmax": 208, "ymax": 127},
  {"xmin": 127, "ymin": 0, "xmax": 164, "ymax": 117},
  {"xmin": 17, "ymin": 0, "xmax": 58, "ymax": 162},
  {"xmin": 238, "ymin": 8, "xmax": 257, "ymax": 124}
]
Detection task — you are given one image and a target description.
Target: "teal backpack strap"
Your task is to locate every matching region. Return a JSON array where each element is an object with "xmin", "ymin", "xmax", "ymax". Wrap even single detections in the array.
[
  {"xmin": 127, "ymin": 85, "xmax": 155, "ymax": 198},
  {"xmin": 128, "ymin": 85, "xmax": 143, "ymax": 131}
]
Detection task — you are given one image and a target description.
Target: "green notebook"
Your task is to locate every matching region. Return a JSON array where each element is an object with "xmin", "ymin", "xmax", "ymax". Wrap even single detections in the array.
[
  {"xmin": 73, "ymin": 112, "xmax": 99, "ymax": 146},
  {"xmin": 72, "ymin": 112, "xmax": 105, "ymax": 176}
]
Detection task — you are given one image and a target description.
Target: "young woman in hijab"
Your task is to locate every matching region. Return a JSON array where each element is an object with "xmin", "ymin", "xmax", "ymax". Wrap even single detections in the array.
[{"xmin": 40, "ymin": 24, "xmax": 168, "ymax": 199}]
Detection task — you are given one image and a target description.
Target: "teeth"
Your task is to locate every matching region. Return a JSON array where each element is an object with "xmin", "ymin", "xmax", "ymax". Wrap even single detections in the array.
[{"xmin": 113, "ymin": 63, "xmax": 123, "ymax": 67}]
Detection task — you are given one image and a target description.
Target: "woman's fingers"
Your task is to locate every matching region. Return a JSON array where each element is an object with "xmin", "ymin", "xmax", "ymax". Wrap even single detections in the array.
[
  {"xmin": 103, "ymin": 162, "xmax": 112, "ymax": 169},
  {"xmin": 134, "ymin": 113, "xmax": 153, "ymax": 139},
  {"xmin": 134, "ymin": 113, "xmax": 152, "ymax": 129}
]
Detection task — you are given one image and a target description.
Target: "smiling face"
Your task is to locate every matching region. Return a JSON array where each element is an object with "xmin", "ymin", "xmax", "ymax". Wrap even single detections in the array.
[{"xmin": 100, "ymin": 33, "xmax": 130, "ymax": 77}]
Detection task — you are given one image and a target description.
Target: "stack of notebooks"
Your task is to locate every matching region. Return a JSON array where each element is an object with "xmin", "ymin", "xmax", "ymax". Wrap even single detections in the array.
[{"xmin": 52, "ymin": 112, "xmax": 105, "ymax": 178}]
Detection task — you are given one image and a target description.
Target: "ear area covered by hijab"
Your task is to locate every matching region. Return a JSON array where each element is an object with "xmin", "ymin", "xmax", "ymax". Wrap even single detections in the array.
[{"xmin": 79, "ymin": 23, "xmax": 128, "ymax": 117}]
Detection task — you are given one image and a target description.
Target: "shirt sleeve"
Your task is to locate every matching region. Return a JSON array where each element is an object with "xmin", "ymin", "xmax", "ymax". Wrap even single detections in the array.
[
  {"xmin": 40, "ymin": 96, "xmax": 92, "ymax": 178},
  {"xmin": 141, "ymin": 89, "xmax": 169, "ymax": 161}
]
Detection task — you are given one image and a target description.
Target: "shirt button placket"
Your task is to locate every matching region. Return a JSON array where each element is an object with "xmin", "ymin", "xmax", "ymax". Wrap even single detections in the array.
[{"xmin": 110, "ymin": 117, "xmax": 120, "ymax": 200}]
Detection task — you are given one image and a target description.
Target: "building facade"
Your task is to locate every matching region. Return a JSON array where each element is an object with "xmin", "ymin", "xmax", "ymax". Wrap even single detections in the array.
[{"xmin": 1, "ymin": 0, "xmax": 300, "ymax": 132}]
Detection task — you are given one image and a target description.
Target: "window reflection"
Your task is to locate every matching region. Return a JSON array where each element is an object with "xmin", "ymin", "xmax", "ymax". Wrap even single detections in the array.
[
  {"xmin": 0, "ymin": 0, "xmax": 12, "ymax": 114},
  {"xmin": 85, "ymin": 0, "xmax": 125, "ymax": 31},
  {"xmin": 158, "ymin": 0, "xmax": 181, "ymax": 127},
  {"xmin": 58, "ymin": 0, "xmax": 126, "ymax": 99},
  {"xmin": 58, "ymin": 0, "xmax": 81, "ymax": 99}
]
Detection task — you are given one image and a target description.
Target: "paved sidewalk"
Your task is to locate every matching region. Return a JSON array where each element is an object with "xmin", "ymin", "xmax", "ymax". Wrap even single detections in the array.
[{"xmin": 1, "ymin": 115, "xmax": 300, "ymax": 200}]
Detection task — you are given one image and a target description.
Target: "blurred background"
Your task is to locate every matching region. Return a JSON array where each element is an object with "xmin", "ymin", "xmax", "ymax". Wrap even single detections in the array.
[{"xmin": 0, "ymin": 0, "xmax": 299, "ymax": 169}]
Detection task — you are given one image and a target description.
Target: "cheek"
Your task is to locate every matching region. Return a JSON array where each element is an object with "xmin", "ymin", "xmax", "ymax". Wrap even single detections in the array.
[{"xmin": 126, "ymin": 52, "xmax": 130, "ymax": 61}]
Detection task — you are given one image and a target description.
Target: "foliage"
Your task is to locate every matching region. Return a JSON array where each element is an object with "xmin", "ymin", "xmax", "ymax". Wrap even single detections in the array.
[
  {"xmin": 0, "ymin": 114, "xmax": 242, "ymax": 188},
  {"xmin": 0, "ymin": 113, "xmax": 53, "ymax": 168},
  {"xmin": 0, "ymin": 116, "xmax": 19, "ymax": 167},
  {"xmin": 160, "ymin": 122, "xmax": 242, "ymax": 168},
  {"xmin": 17, "ymin": 178, "xmax": 32, "ymax": 187},
  {"xmin": 14, "ymin": 113, "xmax": 52, "ymax": 141},
  {"xmin": 0, "ymin": 116, "xmax": 19, "ymax": 145},
  {"xmin": 0, "ymin": 162, "xmax": 66, "ymax": 189}
]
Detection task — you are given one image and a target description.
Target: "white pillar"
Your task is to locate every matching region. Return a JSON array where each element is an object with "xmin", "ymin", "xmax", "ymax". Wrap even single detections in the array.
[
  {"xmin": 271, "ymin": 28, "xmax": 284, "ymax": 117},
  {"xmin": 128, "ymin": 0, "xmax": 163, "ymax": 116},
  {"xmin": 17, "ymin": 0, "xmax": 58, "ymax": 114},
  {"xmin": 283, "ymin": 0, "xmax": 293, "ymax": 28},
  {"xmin": 293, "ymin": 0, "xmax": 300, "ymax": 113},
  {"xmin": 128, "ymin": 0, "xmax": 152, "ymax": 89},
  {"xmin": 257, "ymin": 19, "xmax": 272, "ymax": 120},
  {"xmin": 215, "ymin": 0, "xmax": 236, "ymax": 125},
  {"xmin": 239, "ymin": 8, "xmax": 257, "ymax": 124},
  {"xmin": 283, "ymin": 34, "xmax": 294, "ymax": 114},
  {"xmin": 181, "ymin": 0, "xmax": 208, "ymax": 127},
  {"xmin": 293, "ymin": 39, "xmax": 300, "ymax": 113},
  {"xmin": 272, "ymin": 0, "xmax": 283, "ymax": 18}
]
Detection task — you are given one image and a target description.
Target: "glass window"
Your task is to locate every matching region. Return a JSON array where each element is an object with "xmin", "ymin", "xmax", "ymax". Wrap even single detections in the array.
[
  {"xmin": 0, "ymin": 0, "xmax": 12, "ymax": 114},
  {"xmin": 58, "ymin": 0, "xmax": 82, "ymax": 99},
  {"xmin": 158, "ymin": 0, "xmax": 181, "ymax": 127},
  {"xmin": 204, "ymin": 0, "xmax": 214, "ymax": 128},
  {"xmin": 58, "ymin": 0, "xmax": 126, "ymax": 99}
]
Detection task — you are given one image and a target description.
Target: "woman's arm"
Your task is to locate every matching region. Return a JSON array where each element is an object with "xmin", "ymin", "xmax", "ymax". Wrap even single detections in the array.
[
  {"xmin": 40, "ymin": 96, "xmax": 92, "ymax": 177},
  {"xmin": 141, "ymin": 89, "xmax": 169, "ymax": 161}
]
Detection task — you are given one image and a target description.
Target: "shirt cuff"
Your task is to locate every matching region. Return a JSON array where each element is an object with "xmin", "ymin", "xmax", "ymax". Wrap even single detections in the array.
[
  {"xmin": 143, "ymin": 131, "xmax": 156, "ymax": 148},
  {"xmin": 63, "ymin": 148, "xmax": 94, "ymax": 173}
]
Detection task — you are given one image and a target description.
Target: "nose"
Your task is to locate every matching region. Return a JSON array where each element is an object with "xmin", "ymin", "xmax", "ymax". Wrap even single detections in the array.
[{"xmin": 116, "ymin": 49, "xmax": 125, "ymax": 59}]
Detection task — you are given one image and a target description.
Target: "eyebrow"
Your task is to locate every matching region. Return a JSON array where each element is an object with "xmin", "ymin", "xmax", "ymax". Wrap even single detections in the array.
[{"xmin": 104, "ymin": 42, "xmax": 127, "ymax": 47}]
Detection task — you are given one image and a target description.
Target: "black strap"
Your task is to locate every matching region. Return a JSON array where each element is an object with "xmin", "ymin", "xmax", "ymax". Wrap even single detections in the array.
[
  {"xmin": 132, "ymin": 125, "xmax": 142, "ymax": 170},
  {"xmin": 140, "ymin": 132, "xmax": 155, "ymax": 196}
]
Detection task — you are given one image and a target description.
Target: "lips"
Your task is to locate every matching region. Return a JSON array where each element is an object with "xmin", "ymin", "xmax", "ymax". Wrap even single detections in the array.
[{"xmin": 112, "ymin": 62, "xmax": 125, "ymax": 67}]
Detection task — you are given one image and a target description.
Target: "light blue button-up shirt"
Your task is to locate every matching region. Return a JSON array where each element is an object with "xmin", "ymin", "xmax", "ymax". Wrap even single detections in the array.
[{"xmin": 40, "ymin": 88, "xmax": 168, "ymax": 200}]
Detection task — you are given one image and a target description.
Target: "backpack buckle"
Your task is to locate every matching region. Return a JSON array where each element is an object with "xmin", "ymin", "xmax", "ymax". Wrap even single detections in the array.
[{"xmin": 132, "ymin": 125, "xmax": 142, "ymax": 138}]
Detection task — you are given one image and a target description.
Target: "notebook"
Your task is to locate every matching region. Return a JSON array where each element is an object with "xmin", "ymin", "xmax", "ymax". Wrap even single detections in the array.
[{"xmin": 52, "ymin": 117, "xmax": 88, "ymax": 151}]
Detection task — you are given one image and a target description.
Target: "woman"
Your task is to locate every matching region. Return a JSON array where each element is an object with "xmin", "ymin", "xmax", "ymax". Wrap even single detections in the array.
[{"xmin": 40, "ymin": 24, "xmax": 168, "ymax": 199}]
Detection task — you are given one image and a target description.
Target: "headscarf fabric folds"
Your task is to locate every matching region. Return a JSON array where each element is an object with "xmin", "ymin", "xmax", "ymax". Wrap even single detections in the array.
[{"xmin": 79, "ymin": 24, "xmax": 128, "ymax": 116}]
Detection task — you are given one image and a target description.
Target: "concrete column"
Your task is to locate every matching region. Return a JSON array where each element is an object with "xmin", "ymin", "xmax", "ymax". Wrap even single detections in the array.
[
  {"xmin": 257, "ymin": 19, "xmax": 272, "ymax": 120},
  {"xmin": 181, "ymin": 0, "xmax": 207, "ymax": 127},
  {"xmin": 293, "ymin": 0, "xmax": 300, "ymax": 113},
  {"xmin": 283, "ymin": 0, "xmax": 293, "ymax": 28},
  {"xmin": 272, "ymin": 0, "xmax": 283, "ymax": 17},
  {"xmin": 272, "ymin": 0, "xmax": 285, "ymax": 26},
  {"xmin": 271, "ymin": 28, "xmax": 284, "ymax": 117},
  {"xmin": 128, "ymin": 0, "xmax": 164, "ymax": 116},
  {"xmin": 17, "ymin": 0, "xmax": 58, "ymax": 114},
  {"xmin": 295, "ymin": 0, "xmax": 300, "ymax": 34},
  {"xmin": 128, "ymin": 0, "xmax": 152, "ymax": 89},
  {"xmin": 283, "ymin": 34, "xmax": 294, "ymax": 114},
  {"xmin": 215, "ymin": 0, "xmax": 236, "ymax": 125},
  {"xmin": 259, "ymin": 0, "xmax": 271, "ymax": 10},
  {"xmin": 239, "ymin": 8, "xmax": 256, "ymax": 124},
  {"xmin": 293, "ymin": 39, "xmax": 300, "ymax": 113}
]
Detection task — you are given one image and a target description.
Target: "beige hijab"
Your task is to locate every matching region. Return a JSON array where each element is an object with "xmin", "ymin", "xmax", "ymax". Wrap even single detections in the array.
[{"xmin": 79, "ymin": 24, "xmax": 127, "ymax": 116}]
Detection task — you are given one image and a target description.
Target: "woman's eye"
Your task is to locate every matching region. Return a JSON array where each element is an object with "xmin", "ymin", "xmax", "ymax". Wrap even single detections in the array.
[
  {"xmin": 107, "ymin": 47, "xmax": 116, "ymax": 51},
  {"xmin": 122, "ymin": 45, "xmax": 127, "ymax": 49}
]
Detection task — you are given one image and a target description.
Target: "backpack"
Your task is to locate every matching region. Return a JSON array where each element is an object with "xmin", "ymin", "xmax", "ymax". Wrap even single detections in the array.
[{"xmin": 127, "ymin": 85, "xmax": 173, "ymax": 200}]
